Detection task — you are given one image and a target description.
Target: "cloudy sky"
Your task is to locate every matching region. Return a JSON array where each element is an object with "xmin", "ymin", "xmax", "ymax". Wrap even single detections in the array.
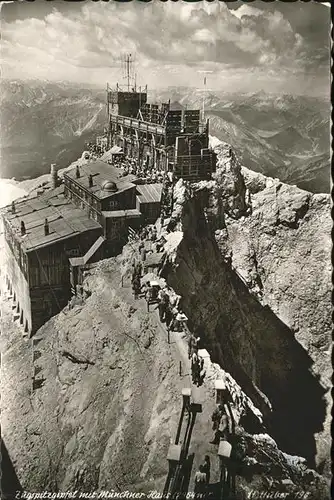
[{"xmin": 0, "ymin": 0, "xmax": 330, "ymax": 96}]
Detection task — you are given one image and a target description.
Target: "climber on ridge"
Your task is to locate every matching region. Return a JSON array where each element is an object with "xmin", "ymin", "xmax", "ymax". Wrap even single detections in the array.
[
  {"xmin": 158, "ymin": 287, "xmax": 169, "ymax": 323},
  {"xmin": 191, "ymin": 352, "xmax": 203, "ymax": 386},
  {"xmin": 194, "ymin": 464, "xmax": 207, "ymax": 497},
  {"xmin": 210, "ymin": 405, "xmax": 230, "ymax": 445},
  {"xmin": 188, "ymin": 333, "xmax": 200, "ymax": 359},
  {"xmin": 201, "ymin": 455, "xmax": 211, "ymax": 485},
  {"xmin": 132, "ymin": 274, "xmax": 141, "ymax": 300}
]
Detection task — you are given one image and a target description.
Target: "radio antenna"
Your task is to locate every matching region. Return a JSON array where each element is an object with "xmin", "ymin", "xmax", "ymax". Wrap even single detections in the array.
[{"xmin": 126, "ymin": 53, "xmax": 132, "ymax": 91}]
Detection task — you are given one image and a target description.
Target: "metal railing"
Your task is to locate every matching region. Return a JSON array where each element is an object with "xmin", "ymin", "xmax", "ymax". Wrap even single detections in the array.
[{"xmin": 110, "ymin": 114, "xmax": 166, "ymax": 136}]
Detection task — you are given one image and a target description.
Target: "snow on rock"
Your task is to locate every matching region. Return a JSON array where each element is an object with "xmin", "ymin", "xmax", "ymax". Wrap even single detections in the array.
[
  {"xmin": 163, "ymin": 231, "xmax": 183, "ymax": 261},
  {"xmin": 0, "ymin": 179, "xmax": 29, "ymax": 208}
]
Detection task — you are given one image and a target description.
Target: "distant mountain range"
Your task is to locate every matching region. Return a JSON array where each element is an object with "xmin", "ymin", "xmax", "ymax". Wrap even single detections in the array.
[
  {"xmin": 0, "ymin": 80, "xmax": 107, "ymax": 180},
  {"xmin": 154, "ymin": 88, "xmax": 329, "ymax": 193},
  {"xmin": 0, "ymin": 80, "xmax": 329, "ymax": 193}
]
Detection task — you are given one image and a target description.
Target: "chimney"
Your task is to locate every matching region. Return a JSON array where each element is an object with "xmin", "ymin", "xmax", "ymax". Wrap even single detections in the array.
[
  {"xmin": 11, "ymin": 201, "xmax": 15, "ymax": 214},
  {"xmin": 88, "ymin": 174, "xmax": 93, "ymax": 188},
  {"xmin": 44, "ymin": 218, "xmax": 49, "ymax": 236},
  {"xmin": 20, "ymin": 221, "xmax": 26, "ymax": 236},
  {"xmin": 50, "ymin": 163, "xmax": 58, "ymax": 189},
  {"xmin": 76, "ymin": 166, "xmax": 81, "ymax": 179}
]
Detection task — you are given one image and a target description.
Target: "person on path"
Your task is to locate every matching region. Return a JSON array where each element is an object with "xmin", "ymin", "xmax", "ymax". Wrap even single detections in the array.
[
  {"xmin": 136, "ymin": 261, "xmax": 143, "ymax": 277},
  {"xmin": 198, "ymin": 356, "xmax": 206, "ymax": 386},
  {"xmin": 165, "ymin": 303, "xmax": 173, "ymax": 328},
  {"xmin": 194, "ymin": 464, "xmax": 207, "ymax": 498},
  {"xmin": 132, "ymin": 275, "xmax": 141, "ymax": 300},
  {"xmin": 201, "ymin": 456, "xmax": 211, "ymax": 485},
  {"xmin": 210, "ymin": 406, "xmax": 230, "ymax": 445},
  {"xmin": 188, "ymin": 334, "xmax": 200, "ymax": 359},
  {"xmin": 151, "ymin": 227, "xmax": 157, "ymax": 242},
  {"xmin": 188, "ymin": 333, "xmax": 196, "ymax": 359},
  {"xmin": 191, "ymin": 352, "xmax": 201, "ymax": 386},
  {"xmin": 169, "ymin": 306, "xmax": 179, "ymax": 331},
  {"xmin": 158, "ymin": 288, "xmax": 169, "ymax": 322},
  {"xmin": 211, "ymin": 404, "xmax": 224, "ymax": 430},
  {"xmin": 140, "ymin": 245, "xmax": 147, "ymax": 262},
  {"xmin": 175, "ymin": 310, "xmax": 188, "ymax": 333},
  {"xmin": 145, "ymin": 283, "xmax": 154, "ymax": 310}
]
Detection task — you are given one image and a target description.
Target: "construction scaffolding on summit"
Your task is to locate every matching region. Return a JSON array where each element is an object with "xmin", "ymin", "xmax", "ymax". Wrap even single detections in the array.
[{"xmin": 106, "ymin": 54, "xmax": 217, "ymax": 183}]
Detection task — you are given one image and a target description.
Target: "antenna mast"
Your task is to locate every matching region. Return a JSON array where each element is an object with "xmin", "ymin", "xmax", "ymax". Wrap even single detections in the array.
[
  {"xmin": 126, "ymin": 53, "xmax": 132, "ymax": 91},
  {"xmin": 202, "ymin": 76, "xmax": 207, "ymax": 122}
]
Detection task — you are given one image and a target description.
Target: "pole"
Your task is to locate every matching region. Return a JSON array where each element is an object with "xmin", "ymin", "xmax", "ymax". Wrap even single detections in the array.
[
  {"xmin": 179, "ymin": 361, "xmax": 182, "ymax": 377},
  {"xmin": 202, "ymin": 77, "xmax": 205, "ymax": 122},
  {"xmin": 167, "ymin": 328, "xmax": 170, "ymax": 344}
]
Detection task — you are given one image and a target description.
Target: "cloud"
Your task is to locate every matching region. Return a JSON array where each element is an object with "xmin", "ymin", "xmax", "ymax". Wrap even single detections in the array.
[{"xmin": 0, "ymin": 1, "xmax": 329, "ymax": 94}]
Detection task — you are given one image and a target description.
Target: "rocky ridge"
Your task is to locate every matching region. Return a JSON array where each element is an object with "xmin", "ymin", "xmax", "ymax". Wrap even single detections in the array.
[
  {"xmin": 0, "ymin": 139, "xmax": 330, "ymax": 498},
  {"xmin": 162, "ymin": 139, "xmax": 331, "ymax": 475}
]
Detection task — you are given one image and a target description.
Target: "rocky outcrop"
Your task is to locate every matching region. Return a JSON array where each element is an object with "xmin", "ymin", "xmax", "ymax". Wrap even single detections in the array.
[
  {"xmin": 161, "ymin": 141, "xmax": 330, "ymax": 479},
  {"xmin": 1, "ymin": 260, "xmax": 182, "ymax": 492},
  {"xmin": 212, "ymin": 142, "xmax": 248, "ymax": 219},
  {"xmin": 0, "ymin": 139, "xmax": 330, "ymax": 497},
  {"xmin": 1, "ymin": 248, "xmax": 329, "ymax": 499}
]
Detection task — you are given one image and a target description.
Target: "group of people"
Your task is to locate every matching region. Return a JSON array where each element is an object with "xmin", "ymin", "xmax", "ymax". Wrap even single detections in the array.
[
  {"xmin": 188, "ymin": 333, "xmax": 206, "ymax": 387},
  {"xmin": 210, "ymin": 403, "xmax": 230, "ymax": 445},
  {"xmin": 129, "ymin": 223, "xmax": 235, "ymax": 497},
  {"xmin": 133, "ymin": 224, "xmax": 191, "ymax": 334},
  {"xmin": 131, "ymin": 269, "xmax": 186, "ymax": 336},
  {"xmin": 192, "ymin": 405, "xmax": 231, "ymax": 496},
  {"xmin": 139, "ymin": 225, "xmax": 158, "ymax": 243},
  {"xmin": 114, "ymin": 156, "xmax": 167, "ymax": 184},
  {"xmin": 160, "ymin": 178, "xmax": 174, "ymax": 222},
  {"xmin": 156, "ymin": 286, "xmax": 189, "ymax": 334},
  {"xmin": 137, "ymin": 228, "xmax": 165, "ymax": 265},
  {"xmin": 85, "ymin": 141, "xmax": 106, "ymax": 159}
]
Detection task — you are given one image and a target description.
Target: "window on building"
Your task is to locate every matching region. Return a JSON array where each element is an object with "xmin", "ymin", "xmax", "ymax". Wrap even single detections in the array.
[
  {"xmin": 108, "ymin": 200, "xmax": 119, "ymax": 210},
  {"xmin": 109, "ymin": 219, "xmax": 123, "ymax": 237},
  {"xmin": 68, "ymin": 249, "xmax": 80, "ymax": 257}
]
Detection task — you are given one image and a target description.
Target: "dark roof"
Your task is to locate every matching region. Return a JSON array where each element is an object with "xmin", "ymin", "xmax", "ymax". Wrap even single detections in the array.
[
  {"xmin": 136, "ymin": 183, "xmax": 163, "ymax": 204},
  {"xmin": 64, "ymin": 160, "xmax": 137, "ymax": 200},
  {"xmin": 102, "ymin": 209, "xmax": 142, "ymax": 219},
  {"xmin": 3, "ymin": 190, "xmax": 101, "ymax": 253}
]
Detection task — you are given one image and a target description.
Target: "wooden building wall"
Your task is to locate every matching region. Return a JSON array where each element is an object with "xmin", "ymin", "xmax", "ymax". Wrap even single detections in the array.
[
  {"xmin": 136, "ymin": 201, "xmax": 161, "ymax": 224},
  {"xmin": 3, "ymin": 237, "xmax": 32, "ymax": 334},
  {"xmin": 27, "ymin": 228, "xmax": 102, "ymax": 334},
  {"xmin": 103, "ymin": 214, "xmax": 140, "ymax": 242},
  {"xmin": 100, "ymin": 186, "xmax": 136, "ymax": 212},
  {"xmin": 174, "ymin": 151, "xmax": 216, "ymax": 181},
  {"xmin": 108, "ymin": 91, "xmax": 147, "ymax": 118},
  {"xmin": 64, "ymin": 178, "xmax": 137, "ymax": 219},
  {"xmin": 64, "ymin": 179, "xmax": 101, "ymax": 222}
]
